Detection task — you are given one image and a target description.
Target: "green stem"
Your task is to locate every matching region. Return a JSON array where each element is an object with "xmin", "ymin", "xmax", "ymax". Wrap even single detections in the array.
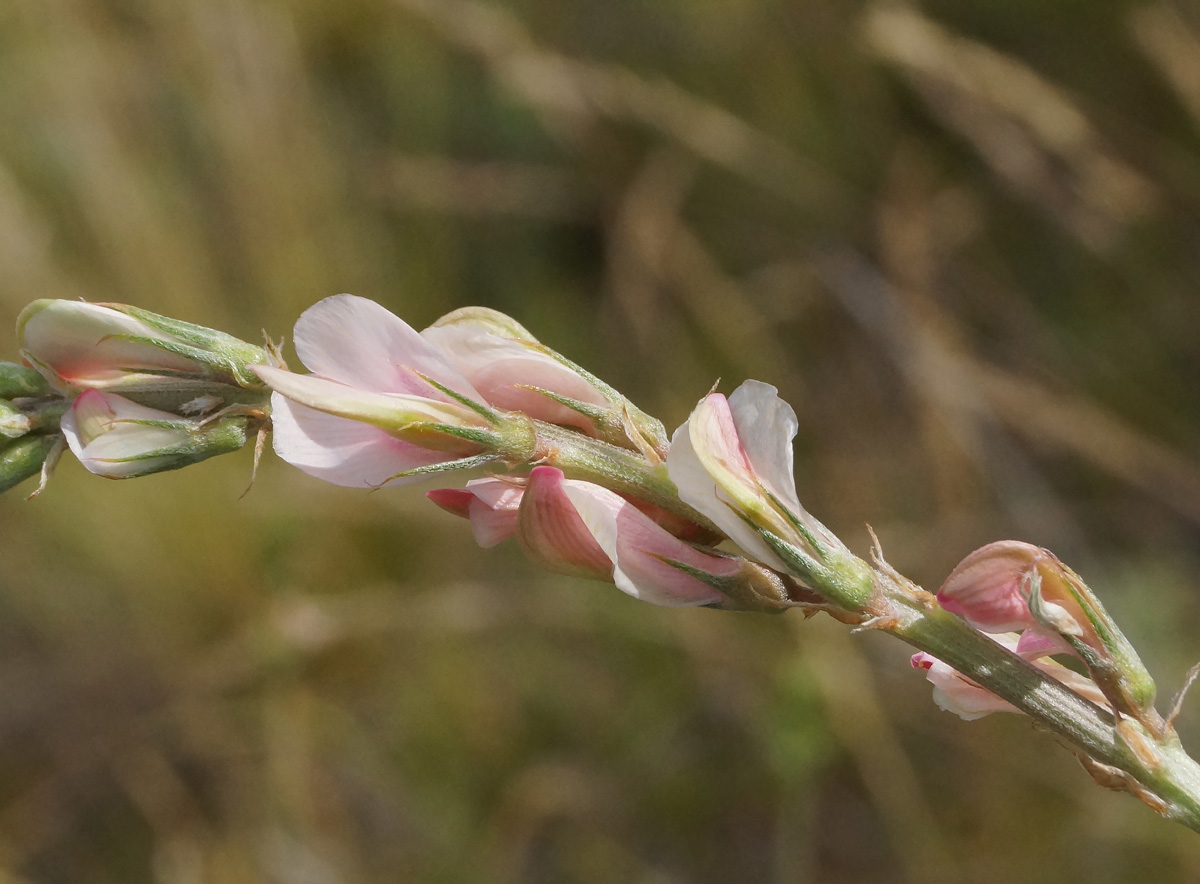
[
  {"xmin": 530, "ymin": 421, "xmax": 719, "ymax": 532},
  {"xmin": 881, "ymin": 593, "xmax": 1200, "ymax": 832}
]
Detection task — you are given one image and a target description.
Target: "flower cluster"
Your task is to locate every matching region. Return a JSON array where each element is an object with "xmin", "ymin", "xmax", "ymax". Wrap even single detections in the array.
[
  {"xmin": 247, "ymin": 295, "xmax": 861, "ymax": 612},
  {"xmin": 918, "ymin": 540, "xmax": 1157, "ymax": 724},
  {"xmin": 5, "ymin": 292, "xmax": 1199, "ymax": 831},
  {"xmin": 3, "ymin": 300, "xmax": 274, "ymax": 487}
]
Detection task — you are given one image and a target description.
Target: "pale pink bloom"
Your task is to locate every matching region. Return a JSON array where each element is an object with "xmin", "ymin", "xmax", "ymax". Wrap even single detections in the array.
[
  {"xmin": 427, "ymin": 476, "xmax": 523, "ymax": 548},
  {"xmin": 19, "ymin": 300, "xmax": 206, "ymax": 391},
  {"xmin": 937, "ymin": 541, "xmax": 1090, "ymax": 647},
  {"xmin": 431, "ymin": 466, "xmax": 733, "ymax": 607},
  {"xmin": 422, "ymin": 319, "xmax": 609, "ymax": 432},
  {"xmin": 911, "ymin": 634, "xmax": 1110, "ymax": 722},
  {"xmin": 667, "ymin": 380, "xmax": 843, "ymax": 572},
  {"xmin": 61, "ymin": 390, "xmax": 248, "ymax": 479},
  {"xmin": 252, "ymin": 295, "xmax": 494, "ymax": 488}
]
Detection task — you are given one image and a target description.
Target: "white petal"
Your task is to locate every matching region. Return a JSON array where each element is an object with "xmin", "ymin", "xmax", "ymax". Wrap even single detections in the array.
[
  {"xmin": 292, "ymin": 295, "xmax": 482, "ymax": 401},
  {"xmin": 61, "ymin": 392, "xmax": 188, "ymax": 478},
  {"xmin": 726, "ymin": 380, "xmax": 804, "ymax": 516},
  {"xmin": 269, "ymin": 393, "xmax": 446, "ymax": 488},
  {"xmin": 666, "ymin": 413, "xmax": 788, "ymax": 571}
]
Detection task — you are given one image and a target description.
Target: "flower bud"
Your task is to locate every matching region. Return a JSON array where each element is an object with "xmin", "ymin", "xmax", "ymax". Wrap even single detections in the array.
[
  {"xmin": 0, "ymin": 435, "xmax": 59, "ymax": 494},
  {"xmin": 937, "ymin": 540, "xmax": 1157, "ymax": 718},
  {"xmin": 61, "ymin": 390, "xmax": 251, "ymax": 479},
  {"xmin": 18, "ymin": 299, "xmax": 270, "ymax": 398},
  {"xmin": 667, "ymin": 380, "xmax": 872, "ymax": 608},
  {"xmin": 424, "ymin": 306, "xmax": 669, "ymax": 455},
  {"xmin": 0, "ymin": 362, "xmax": 51, "ymax": 399},
  {"xmin": 253, "ymin": 295, "xmax": 530, "ymax": 488},
  {"xmin": 0, "ymin": 400, "xmax": 31, "ymax": 439}
]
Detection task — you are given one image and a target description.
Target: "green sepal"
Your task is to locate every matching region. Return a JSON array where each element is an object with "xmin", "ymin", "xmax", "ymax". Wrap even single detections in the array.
[
  {"xmin": 657, "ymin": 554, "xmax": 792, "ymax": 613},
  {"xmin": 378, "ymin": 453, "xmax": 501, "ymax": 486},
  {"xmin": 116, "ymin": 305, "xmax": 269, "ymax": 382},
  {"xmin": 412, "ymin": 371, "xmax": 499, "ymax": 425},
  {"xmin": 0, "ymin": 362, "xmax": 51, "ymax": 398},
  {"xmin": 0, "ymin": 435, "xmax": 58, "ymax": 494},
  {"xmin": 95, "ymin": 417, "xmax": 250, "ymax": 474},
  {"xmin": 1024, "ymin": 571, "xmax": 1158, "ymax": 718},
  {"xmin": 104, "ymin": 333, "xmax": 265, "ymax": 388},
  {"xmin": 760, "ymin": 527, "xmax": 874, "ymax": 612}
]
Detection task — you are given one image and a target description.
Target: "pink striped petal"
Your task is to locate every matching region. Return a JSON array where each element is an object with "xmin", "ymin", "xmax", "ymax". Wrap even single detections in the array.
[
  {"xmin": 292, "ymin": 295, "xmax": 482, "ymax": 401},
  {"xmin": 422, "ymin": 324, "xmax": 608, "ymax": 428},
  {"xmin": 269, "ymin": 393, "xmax": 447, "ymax": 488},
  {"xmin": 560, "ymin": 479, "xmax": 733, "ymax": 607},
  {"xmin": 517, "ymin": 466, "xmax": 612, "ymax": 579},
  {"xmin": 937, "ymin": 541, "xmax": 1087, "ymax": 636}
]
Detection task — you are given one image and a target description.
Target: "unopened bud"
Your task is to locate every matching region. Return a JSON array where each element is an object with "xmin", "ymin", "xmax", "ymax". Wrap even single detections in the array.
[
  {"xmin": 425, "ymin": 307, "xmax": 669, "ymax": 456},
  {"xmin": 667, "ymin": 380, "xmax": 873, "ymax": 609},
  {"xmin": 0, "ymin": 400, "xmax": 31, "ymax": 439},
  {"xmin": 0, "ymin": 362, "xmax": 51, "ymax": 399},
  {"xmin": 62, "ymin": 390, "xmax": 251, "ymax": 479},
  {"xmin": 18, "ymin": 300, "xmax": 271, "ymax": 401},
  {"xmin": 0, "ymin": 435, "xmax": 58, "ymax": 494}
]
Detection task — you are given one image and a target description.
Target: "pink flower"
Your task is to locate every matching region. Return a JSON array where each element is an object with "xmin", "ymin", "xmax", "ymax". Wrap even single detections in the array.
[
  {"xmin": 430, "ymin": 466, "xmax": 735, "ymax": 607},
  {"xmin": 667, "ymin": 380, "xmax": 846, "ymax": 573},
  {"xmin": 911, "ymin": 635, "xmax": 1110, "ymax": 721},
  {"xmin": 422, "ymin": 310, "xmax": 611, "ymax": 432},
  {"xmin": 936, "ymin": 541, "xmax": 1093, "ymax": 649},
  {"xmin": 423, "ymin": 307, "xmax": 668, "ymax": 452},
  {"xmin": 61, "ymin": 390, "xmax": 249, "ymax": 479},
  {"xmin": 252, "ymin": 295, "xmax": 499, "ymax": 488}
]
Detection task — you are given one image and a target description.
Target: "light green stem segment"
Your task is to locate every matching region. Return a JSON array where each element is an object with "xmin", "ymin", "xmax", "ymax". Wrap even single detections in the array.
[
  {"xmin": 528, "ymin": 421, "xmax": 719, "ymax": 532},
  {"xmin": 885, "ymin": 595, "xmax": 1200, "ymax": 832}
]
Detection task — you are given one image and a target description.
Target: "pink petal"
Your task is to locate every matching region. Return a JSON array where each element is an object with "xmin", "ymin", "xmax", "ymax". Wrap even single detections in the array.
[
  {"xmin": 423, "ymin": 324, "xmax": 607, "ymax": 427},
  {"xmin": 427, "ymin": 488, "xmax": 474, "ymax": 519},
  {"xmin": 253, "ymin": 365, "xmax": 483, "ymax": 431},
  {"xmin": 428, "ymin": 478, "xmax": 524, "ymax": 548},
  {"xmin": 20, "ymin": 300, "xmax": 201, "ymax": 385},
  {"xmin": 269, "ymin": 393, "xmax": 448, "ymax": 488},
  {"xmin": 562, "ymin": 479, "xmax": 733, "ymax": 607},
  {"xmin": 292, "ymin": 295, "xmax": 482, "ymax": 401},
  {"xmin": 518, "ymin": 466, "xmax": 612, "ymax": 579}
]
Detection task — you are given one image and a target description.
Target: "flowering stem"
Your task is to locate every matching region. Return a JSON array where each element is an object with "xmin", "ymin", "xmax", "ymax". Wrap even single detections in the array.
[
  {"xmin": 879, "ymin": 591, "xmax": 1200, "ymax": 832},
  {"xmin": 530, "ymin": 421, "xmax": 720, "ymax": 532}
]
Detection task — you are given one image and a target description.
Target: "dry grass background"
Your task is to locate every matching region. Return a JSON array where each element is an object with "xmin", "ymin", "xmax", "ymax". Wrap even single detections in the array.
[{"xmin": 2, "ymin": 0, "xmax": 1200, "ymax": 881}]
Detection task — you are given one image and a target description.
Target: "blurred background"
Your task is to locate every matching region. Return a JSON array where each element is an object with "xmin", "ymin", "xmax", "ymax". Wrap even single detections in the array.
[{"xmin": 2, "ymin": 0, "xmax": 1200, "ymax": 880}]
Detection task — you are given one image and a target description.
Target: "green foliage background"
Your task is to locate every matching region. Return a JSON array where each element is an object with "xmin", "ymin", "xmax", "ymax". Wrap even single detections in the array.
[{"xmin": 2, "ymin": 0, "xmax": 1200, "ymax": 881}]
